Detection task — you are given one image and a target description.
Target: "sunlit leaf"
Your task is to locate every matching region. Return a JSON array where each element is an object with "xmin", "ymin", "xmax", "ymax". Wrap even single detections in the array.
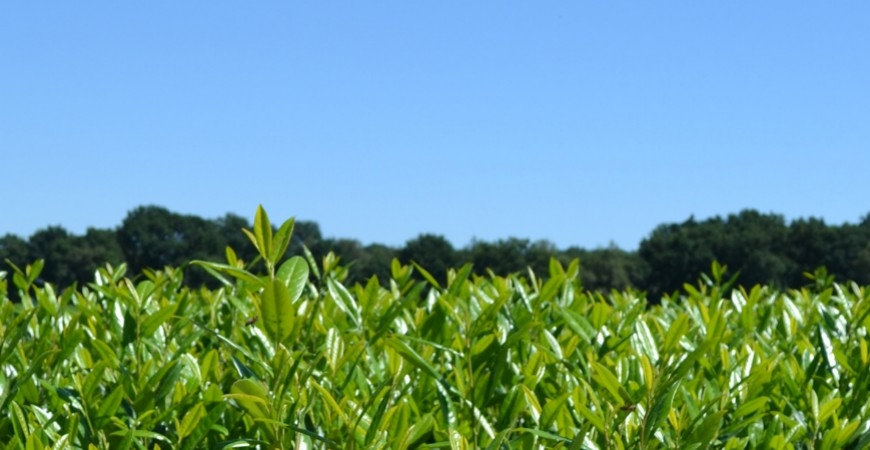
[
  {"xmin": 270, "ymin": 217, "xmax": 295, "ymax": 268},
  {"xmin": 277, "ymin": 256, "xmax": 309, "ymax": 303},
  {"xmin": 258, "ymin": 277, "xmax": 295, "ymax": 345},
  {"xmin": 227, "ymin": 379, "xmax": 271, "ymax": 421}
]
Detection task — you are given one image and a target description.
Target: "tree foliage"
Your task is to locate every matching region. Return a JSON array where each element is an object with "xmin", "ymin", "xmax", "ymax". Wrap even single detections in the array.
[
  {"xmin": 638, "ymin": 210, "xmax": 870, "ymax": 300},
  {"xmin": 399, "ymin": 233, "xmax": 456, "ymax": 283},
  {"xmin": 2, "ymin": 206, "xmax": 870, "ymax": 297}
]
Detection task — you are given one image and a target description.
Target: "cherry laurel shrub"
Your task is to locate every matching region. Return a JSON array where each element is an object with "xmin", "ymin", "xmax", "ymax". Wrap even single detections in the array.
[{"xmin": 1, "ymin": 206, "xmax": 869, "ymax": 449}]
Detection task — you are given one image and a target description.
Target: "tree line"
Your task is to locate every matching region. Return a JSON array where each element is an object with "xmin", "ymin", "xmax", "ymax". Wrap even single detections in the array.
[{"xmin": 2, "ymin": 206, "xmax": 869, "ymax": 300}]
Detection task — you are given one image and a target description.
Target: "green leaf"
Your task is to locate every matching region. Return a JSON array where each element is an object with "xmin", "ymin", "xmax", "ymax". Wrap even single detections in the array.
[
  {"xmin": 258, "ymin": 278, "xmax": 295, "ymax": 345},
  {"xmin": 231, "ymin": 355, "xmax": 258, "ymax": 380},
  {"xmin": 279, "ymin": 423, "xmax": 342, "ymax": 448},
  {"xmin": 733, "ymin": 396, "xmax": 769, "ymax": 419},
  {"xmin": 687, "ymin": 410, "xmax": 725, "ymax": 448},
  {"xmin": 818, "ymin": 397, "xmax": 842, "ymax": 423},
  {"xmin": 540, "ymin": 391, "xmax": 571, "ymax": 429},
  {"xmin": 447, "ymin": 263, "xmax": 473, "ymax": 297},
  {"xmin": 301, "ymin": 244, "xmax": 321, "ymax": 281},
  {"xmin": 576, "ymin": 402, "xmax": 605, "ymax": 434},
  {"xmin": 248, "ymin": 205, "xmax": 272, "ymax": 263},
  {"xmin": 152, "ymin": 360, "xmax": 184, "ymax": 402},
  {"xmin": 566, "ymin": 258, "xmax": 580, "ymax": 280},
  {"xmin": 35, "ymin": 284, "xmax": 58, "ymax": 316},
  {"xmin": 537, "ymin": 276, "xmax": 563, "ymax": 305},
  {"xmin": 276, "ymin": 256, "xmax": 309, "ymax": 302},
  {"xmin": 178, "ymin": 402, "xmax": 206, "ymax": 440},
  {"xmin": 549, "ymin": 257, "xmax": 565, "ymax": 279},
  {"xmin": 591, "ymin": 362, "xmax": 625, "ymax": 404},
  {"xmin": 113, "ymin": 429, "xmax": 171, "ymax": 443},
  {"xmin": 411, "ymin": 262, "xmax": 441, "ymax": 290},
  {"xmin": 487, "ymin": 429, "xmax": 511, "ymax": 450},
  {"xmin": 641, "ymin": 353, "xmax": 655, "ymax": 393},
  {"xmin": 818, "ymin": 328, "xmax": 840, "ymax": 382},
  {"xmin": 190, "ymin": 260, "xmax": 263, "ymax": 287},
  {"xmin": 324, "ymin": 328, "xmax": 344, "ymax": 375},
  {"xmin": 181, "ymin": 402, "xmax": 228, "ymax": 450},
  {"xmin": 327, "ymin": 277, "xmax": 362, "ymax": 329},
  {"xmin": 515, "ymin": 428, "xmax": 571, "ymax": 443},
  {"xmin": 448, "ymin": 428, "xmax": 467, "ymax": 450},
  {"xmin": 519, "ymin": 384, "xmax": 543, "ymax": 424},
  {"xmin": 496, "ymin": 385, "xmax": 523, "ymax": 431},
  {"xmin": 557, "ymin": 308, "xmax": 596, "ymax": 343},
  {"xmin": 216, "ymin": 438, "xmax": 267, "ymax": 449},
  {"xmin": 662, "ymin": 313, "xmax": 690, "ymax": 352},
  {"xmin": 28, "ymin": 259, "xmax": 45, "ymax": 284},
  {"xmin": 225, "ymin": 245, "xmax": 239, "ymax": 265},
  {"xmin": 186, "ymin": 318, "xmax": 273, "ymax": 376},
  {"xmin": 81, "ymin": 361, "xmax": 108, "ymax": 403},
  {"xmin": 364, "ymin": 385, "xmax": 392, "ymax": 446},
  {"xmin": 634, "ymin": 319, "xmax": 660, "ymax": 363},
  {"xmin": 836, "ymin": 419, "xmax": 860, "ymax": 447},
  {"xmin": 397, "ymin": 413, "xmax": 433, "ymax": 449},
  {"xmin": 309, "ymin": 379, "xmax": 348, "ymax": 424},
  {"xmin": 384, "ymin": 336, "xmax": 443, "ymax": 383},
  {"xmin": 270, "ymin": 217, "xmax": 295, "ymax": 267},
  {"xmin": 141, "ymin": 302, "xmax": 178, "ymax": 336},
  {"xmin": 95, "ymin": 385, "xmax": 125, "ymax": 426},
  {"xmin": 644, "ymin": 380, "xmax": 679, "ymax": 444},
  {"xmin": 227, "ymin": 379, "xmax": 271, "ymax": 421},
  {"xmin": 10, "ymin": 401, "xmax": 30, "ymax": 442}
]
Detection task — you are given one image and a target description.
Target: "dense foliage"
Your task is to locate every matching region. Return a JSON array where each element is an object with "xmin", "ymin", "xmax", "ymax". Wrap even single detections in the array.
[
  {"xmin": 2, "ymin": 207, "xmax": 870, "ymax": 298},
  {"xmin": 2, "ymin": 207, "xmax": 870, "ymax": 449}
]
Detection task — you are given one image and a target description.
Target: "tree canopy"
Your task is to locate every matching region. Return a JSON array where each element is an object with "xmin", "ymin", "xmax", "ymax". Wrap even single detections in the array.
[{"xmin": 3, "ymin": 206, "xmax": 869, "ymax": 302}]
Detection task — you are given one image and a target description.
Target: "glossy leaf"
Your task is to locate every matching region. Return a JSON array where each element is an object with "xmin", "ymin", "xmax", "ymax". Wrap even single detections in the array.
[
  {"xmin": 258, "ymin": 277, "xmax": 295, "ymax": 345},
  {"xmin": 277, "ymin": 256, "xmax": 308, "ymax": 308}
]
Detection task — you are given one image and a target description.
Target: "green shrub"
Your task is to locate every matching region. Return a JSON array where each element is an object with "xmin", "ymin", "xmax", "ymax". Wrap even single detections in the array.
[{"xmin": 1, "ymin": 207, "xmax": 869, "ymax": 449}]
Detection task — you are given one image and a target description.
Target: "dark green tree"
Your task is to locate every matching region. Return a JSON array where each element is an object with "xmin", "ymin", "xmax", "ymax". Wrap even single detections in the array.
[
  {"xmin": 400, "ymin": 234, "xmax": 456, "ymax": 283},
  {"xmin": 3, "ymin": 228, "xmax": 122, "ymax": 289},
  {"xmin": 638, "ymin": 216, "xmax": 721, "ymax": 300},
  {"xmin": 291, "ymin": 220, "xmax": 323, "ymax": 255},
  {"xmin": 856, "ymin": 214, "xmax": 870, "ymax": 284},
  {"xmin": 828, "ymin": 223, "xmax": 870, "ymax": 285},
  {"xmin": 0, "ymin": 234, "xmax": 30, "ymax": 270},
  {"xmin": 525, "ymin": 240, "xmax": 562, "ymax": 277},
  {"xmin": 356, "ymin": 243, "xmax": 397, "ymax": 285},
  {"xmin": 463, "ymin": 237, "xmax": 566, "ymax": 277},
  {"xmin": 1, "ymin": 233, "xmax": 32, "ymax": 300},
  {"xmin": 785, "ymin": 217, "xmax": 834, "ymax": 285},
  {"xmin": 117, "ymin": 206, "xmax": 223, "ymax": 284},
  {"xmin": 27, "ymin": 226, "xmax": 77, "ymax": 287},
  {"xmin": 118, "ymin": 206, "xmax": 183, "ymax": 270},
  {"xmin": 315, "ymin": 238, "xmax": 367, "ymax": 284},
  {"xmin": 717, "ymin": 210, "xmax": 792, "ymax": 287},
  {"xmin": 68, "ymin": 228, "xmax": 125, "ymax": 284},
  {"xmin": 215, "ymin": 213, "xmax": 258, "ymax": 263},
  {"xmin": 574, "ymin": 244, "xmax": 648, "ymax": 292}
]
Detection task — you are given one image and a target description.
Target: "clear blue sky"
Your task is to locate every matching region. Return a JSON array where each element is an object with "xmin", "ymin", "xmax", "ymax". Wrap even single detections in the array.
[{"xmin": 2, "ymin": 2, "xmax": 868, "ymax": 251}]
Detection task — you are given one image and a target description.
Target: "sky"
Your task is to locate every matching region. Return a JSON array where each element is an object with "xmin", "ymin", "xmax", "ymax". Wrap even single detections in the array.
[{"xmin": 2, "ymin": 2, "xmax": 868, "ymax": 251}]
